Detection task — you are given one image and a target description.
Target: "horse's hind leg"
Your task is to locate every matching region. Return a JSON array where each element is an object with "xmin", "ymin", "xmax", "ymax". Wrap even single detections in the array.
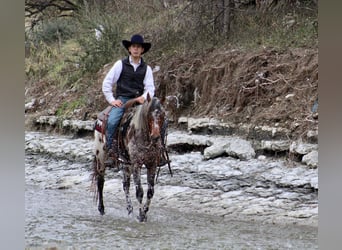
[
  {"xmin": 97, "ymin": 169, "xmax": 105, "ymax": 215},
  {"xmin": 132, "ymin": 165, "xmax": 145, "ymax": 222},
  {"xmin": 97, "ymin": 159, "xmax": 106, "ymax": 215},
  {"xmin": 122, "ymin": 164, "xmax": 133, "ymax": 215}
]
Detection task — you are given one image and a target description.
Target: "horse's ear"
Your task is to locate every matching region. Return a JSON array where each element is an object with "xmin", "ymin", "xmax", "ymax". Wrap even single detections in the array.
[{"xmin": 146, "ymin": 92, "xmax": 151, "ymax": 102}]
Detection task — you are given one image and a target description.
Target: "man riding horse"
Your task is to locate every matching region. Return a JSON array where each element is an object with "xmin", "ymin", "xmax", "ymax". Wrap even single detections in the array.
[{"xmin": 102, "ymin": 34, "xmax": 167, "ymax": 166}]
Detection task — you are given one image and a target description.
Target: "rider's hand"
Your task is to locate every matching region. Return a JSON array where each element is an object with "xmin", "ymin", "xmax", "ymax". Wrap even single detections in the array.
[
  {"xmin": 111, "ymin": 99, "xmax": 123, "ymax": 107},
  {"xmin": 136, "ymin": 96, "xmax": 145, "ymax": 104}
]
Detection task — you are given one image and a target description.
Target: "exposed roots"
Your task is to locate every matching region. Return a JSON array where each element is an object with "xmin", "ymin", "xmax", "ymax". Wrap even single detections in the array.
[
  {"xmin": 26, "ymin": 47, "xmax": 318, "ymax": 141},
  {"xmin": 154, "ymin": 47, "xmax": 318, "ymax": 140}
]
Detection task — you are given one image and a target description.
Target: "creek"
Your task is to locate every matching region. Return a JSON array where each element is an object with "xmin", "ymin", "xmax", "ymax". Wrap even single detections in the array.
[{"xmin": 25, "ymin": 131, "xmax": 317, "ymax": 249}]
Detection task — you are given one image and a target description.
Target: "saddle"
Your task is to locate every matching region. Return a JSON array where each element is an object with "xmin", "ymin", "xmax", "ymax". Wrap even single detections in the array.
[
  {"xmin": 94, "ymin": 106, "xmax": 112, "ymax": 142},
  {"xmin": 94, "ymin": 105, "xmax": 135, "ymax": 163}
]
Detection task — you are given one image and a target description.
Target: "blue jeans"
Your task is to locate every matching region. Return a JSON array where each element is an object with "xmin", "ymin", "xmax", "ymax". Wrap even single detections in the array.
[{"xmin": 105, "ymin": 96, "xmax": 131, "ymax": 149}]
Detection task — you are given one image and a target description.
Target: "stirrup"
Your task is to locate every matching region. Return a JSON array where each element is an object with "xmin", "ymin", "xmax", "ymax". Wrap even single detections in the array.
[{"xmin": 118, "ymin": 154, "xmax": 130, "ymax": 164}]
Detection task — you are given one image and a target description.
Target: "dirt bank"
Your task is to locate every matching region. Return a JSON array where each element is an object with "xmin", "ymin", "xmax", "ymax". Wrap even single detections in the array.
[{"xmin": 25, "ymin": 46, "xmax": 318, "ymax": 141}]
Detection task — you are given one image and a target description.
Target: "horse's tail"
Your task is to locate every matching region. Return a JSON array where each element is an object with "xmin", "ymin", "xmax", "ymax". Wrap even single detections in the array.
[{"xmin": 90, "ymin": 155, "xmax": 99, "ymax": 202}]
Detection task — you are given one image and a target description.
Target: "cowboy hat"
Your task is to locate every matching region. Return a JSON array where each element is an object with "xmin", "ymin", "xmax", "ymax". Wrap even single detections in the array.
[{"xmin": 122, "ymin": 34, "xmax": 151, "ymax": 54}]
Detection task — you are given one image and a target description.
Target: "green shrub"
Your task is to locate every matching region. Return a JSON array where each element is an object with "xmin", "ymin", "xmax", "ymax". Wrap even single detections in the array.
[
  {"xmin": 76, "ymin": 10, "xmax": 124, "ymax": 75},
  {"xmin": 31, "ymin": 18, "xmax": 76, "ymax": 44}
]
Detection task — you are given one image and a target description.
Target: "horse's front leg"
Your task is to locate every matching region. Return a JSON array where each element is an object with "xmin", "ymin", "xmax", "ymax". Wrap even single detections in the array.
[
  {"xmin": 143, "ymin": 165, "xmax": 157, "ymax": 220},
  {"xmin": 122, "ymin": 164, "xmax": 133, "ymax": 215},
  {"xmin": 132, "ymin": 164, "xmax": 145, "ymax": 222}
]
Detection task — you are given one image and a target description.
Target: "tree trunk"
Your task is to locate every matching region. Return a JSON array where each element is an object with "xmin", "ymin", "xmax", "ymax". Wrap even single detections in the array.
[{"xmin": 222, "ymin": 0, "xmax": 232, "ymax": 39}]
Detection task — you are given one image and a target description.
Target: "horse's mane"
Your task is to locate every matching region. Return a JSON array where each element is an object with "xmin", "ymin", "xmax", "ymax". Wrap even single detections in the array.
[
  {"xmin": 130, "ymin": 104, "xmax": 146, "ymax": 132},
  {"xmin": 130, "ymin": 97, "xmax": 161, "ymax": 132}
]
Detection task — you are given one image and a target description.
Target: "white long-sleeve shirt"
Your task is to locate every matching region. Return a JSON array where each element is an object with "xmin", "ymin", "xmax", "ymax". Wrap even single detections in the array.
[{"xmin": 102, "ymin": 56, "xmax": 155, "ymax": 104}]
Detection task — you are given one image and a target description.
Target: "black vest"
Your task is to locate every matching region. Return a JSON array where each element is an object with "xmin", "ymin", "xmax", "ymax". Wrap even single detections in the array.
[{"xmin": 116, "ymin": 57, "xmax": 147, "ymax": 98}]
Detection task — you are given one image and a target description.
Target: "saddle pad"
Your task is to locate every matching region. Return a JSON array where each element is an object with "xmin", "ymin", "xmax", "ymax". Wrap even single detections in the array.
[{"xmin": 94, "ymin": 119, "xmax": 103, "ymax": 133}]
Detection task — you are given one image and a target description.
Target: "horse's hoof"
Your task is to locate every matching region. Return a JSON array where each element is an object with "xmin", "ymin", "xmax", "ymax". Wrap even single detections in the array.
[
  {"xmin": 127, "ymin": 206, "xmax": 133, "ymax": 215},
  {"xmin": 98, "ymin": 206, "xmax": 105, "ymax": 215},
  {"xmin": 137, "ymin": 214, "xmax": 147, "ymax": 222}
]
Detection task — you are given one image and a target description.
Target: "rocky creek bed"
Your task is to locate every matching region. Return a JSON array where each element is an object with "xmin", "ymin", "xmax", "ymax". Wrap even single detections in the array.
[{"xmin": 25, "ymin": 115, "xmax": 318, "ymax": 228}]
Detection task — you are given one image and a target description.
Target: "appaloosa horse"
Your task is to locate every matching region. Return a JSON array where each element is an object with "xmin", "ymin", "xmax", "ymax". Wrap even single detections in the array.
[{"xmin": 92, "ymin": 94, "xmax": 167, "ymax": 222}]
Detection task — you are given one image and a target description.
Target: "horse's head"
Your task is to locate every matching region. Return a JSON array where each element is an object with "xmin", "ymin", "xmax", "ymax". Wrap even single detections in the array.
[{"xmin": 146, "ymin": 97, "xmax": 166, "ymax": 143}]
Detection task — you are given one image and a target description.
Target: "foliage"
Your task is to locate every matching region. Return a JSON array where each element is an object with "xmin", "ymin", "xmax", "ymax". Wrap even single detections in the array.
[
  {"xmin": 30, "ymin": 18, "xmax": 76, "ymax": 44},
  {"xmin": 25, "ymin": 0, "xmax": 318, "ymax": 122},
  {"xmin": 25, "ymin": 41, "xmax": 59, "ymax": 81},
  {"xmin": 143, "ymin": 0, "xmax": 318, "ymax": 58},
  {"xmin": 25, "ymin": 0, "xmax": 80, "ymax": 30},
  {"xmin": 25, "ymin": 2, "xmax": 126, "ymax": 90},
  {"xmin": 56, "ymin": 97, "xmax": 86, "ymax": 118},
  {"xmin": 25, "ymin": 38, "xmax": 82, "ymax": 89},
  {"xmin": 229, "ymin": 6, "xmax": 318, "ymax": 49},
  {"xmin": 75, "ymin": 7, "xmax": 124, "ymax": 75}
]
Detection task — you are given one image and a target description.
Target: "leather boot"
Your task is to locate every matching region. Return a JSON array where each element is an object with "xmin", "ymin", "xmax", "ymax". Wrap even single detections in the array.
[{"xmin": 104, "ymin": 148, "xmax": 116, "ymax": 167}]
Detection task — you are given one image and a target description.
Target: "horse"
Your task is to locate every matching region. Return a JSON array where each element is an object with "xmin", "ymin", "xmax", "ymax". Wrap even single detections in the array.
[{"xmin": 91, "ymin": 94, "xmax": 168, "ymax": 222}]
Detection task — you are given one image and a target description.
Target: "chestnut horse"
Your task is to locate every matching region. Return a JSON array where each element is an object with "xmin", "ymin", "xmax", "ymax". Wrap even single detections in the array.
[{"xmin": 92, "ymin": 94, "xmax": 167, "ymax": 222}]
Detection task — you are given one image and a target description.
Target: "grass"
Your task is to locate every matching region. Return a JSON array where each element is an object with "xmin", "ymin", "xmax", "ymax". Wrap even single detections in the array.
[{"xmin": 56, "ymin": 97, "xmax": 86, "ymax": 118}]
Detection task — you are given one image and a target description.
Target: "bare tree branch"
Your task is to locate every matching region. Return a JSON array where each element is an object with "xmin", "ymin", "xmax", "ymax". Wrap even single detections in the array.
[{"xmin": 25, "ymin": 0, "xmax": 81, "ymax": 29}]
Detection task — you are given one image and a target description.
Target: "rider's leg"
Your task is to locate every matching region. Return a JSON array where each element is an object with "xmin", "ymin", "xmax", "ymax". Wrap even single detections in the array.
[{"xmin": 105, "ymin": 96, "xmax": 130, "ymax": 165}]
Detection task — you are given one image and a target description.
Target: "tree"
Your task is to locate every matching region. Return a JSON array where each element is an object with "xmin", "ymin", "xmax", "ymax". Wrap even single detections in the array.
[{"xmin": 25, "ymin": 0, "xmax": 82, "ymax": 29}]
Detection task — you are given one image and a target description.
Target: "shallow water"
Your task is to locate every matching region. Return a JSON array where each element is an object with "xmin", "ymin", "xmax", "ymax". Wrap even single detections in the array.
[{"xmin": 25, "ymin": 148, "xmax": 317, "ymax": 249}]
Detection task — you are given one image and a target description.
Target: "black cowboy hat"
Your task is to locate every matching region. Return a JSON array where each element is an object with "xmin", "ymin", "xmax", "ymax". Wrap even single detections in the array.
[{"xmin": 122, "ymin": 34, "xmax": 151, "ymax": 54}]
